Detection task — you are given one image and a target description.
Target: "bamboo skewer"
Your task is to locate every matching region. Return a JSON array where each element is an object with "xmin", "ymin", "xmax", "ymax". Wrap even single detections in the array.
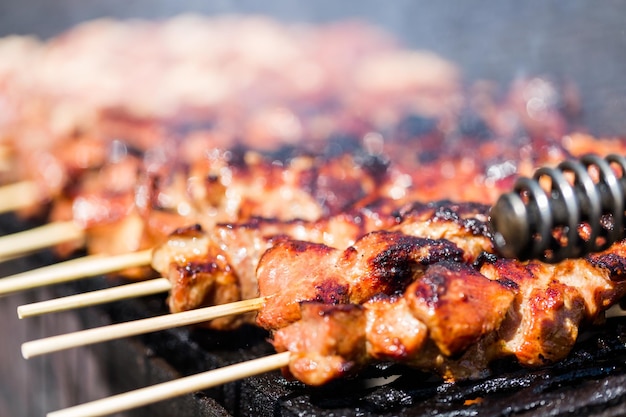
[
  {"xmin": 0, "ymin": 249, "xmax": 153, "ymax": 295},
  {"xmin": 17, "ymin": 277, "xmax": 171, "ymax": 318},
  {"xmin": 0, "ymin": 180, "xmax": 40, "ymax": 214},
  {"xmin": 47, "ymin": 351, "xmax": 290, "ymax": 417},
  {"xmin": 0, "ymin": 220, "xmax": 84, "ymax": 261},
  {"xmin": 21, "ymin": 296, "xmax": 267, "ymax": 358}
]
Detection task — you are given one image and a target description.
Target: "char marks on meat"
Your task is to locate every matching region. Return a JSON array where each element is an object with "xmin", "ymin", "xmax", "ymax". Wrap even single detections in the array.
[
  {"xmin": 4, "ymin": 15, "xmax": 626, "ymax": 391},
  {"xmin": 273, "ymin": 246, "xmax": 626, "ymax": 385},
  {"xmin": 406, "ymin": 261, "xmax": 516, "ymax": 356},
  {"xmin": 152, "ymin": 195, "xmax": 626, "ymax": 384},
  {"xmin": 151, "ymin": 200, "xmax": 491, "ymax": 330},
  {"xmin": 256, "ymin": 230, "xmax": 463, "ymax": 330}
]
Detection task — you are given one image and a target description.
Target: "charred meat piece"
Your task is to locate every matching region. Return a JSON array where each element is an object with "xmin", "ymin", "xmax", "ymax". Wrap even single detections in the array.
[
  {"xmin": 393, "ymin": 200, "xmax": 493, "ymax": 261},
  {"xmin": 151, "ymin": 200, "xmax": 495, "ymax": 329},
  {"xmin": 272, "ymin": 303, "xmax": 367, "ymax": 386},
  {"xmin": 257, "ymin": 231, "xmax": 463, "ymax": 330},
  {"xmin": 406, "ymin": 261, "xmax": 516, "ymax": 356},
  {"xmin": 480, "ymin": 242, "xmax": 626, "ymax": 367},
  {"xmin": 272, "ymin": 244, "xmax": 626, "ymax": 385}
]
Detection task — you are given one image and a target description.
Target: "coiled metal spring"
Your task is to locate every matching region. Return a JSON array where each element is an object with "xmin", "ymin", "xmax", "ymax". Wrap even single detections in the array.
[{"xmin": 490, "ymin": 154, "xmax": 626, "ymax": 263}]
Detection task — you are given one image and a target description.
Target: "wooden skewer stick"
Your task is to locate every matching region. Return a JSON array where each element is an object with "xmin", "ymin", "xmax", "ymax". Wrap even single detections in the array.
[
  {"xmin": 47, "ymin": 351, "xmax": 290, "ymax": 417},
  {"xmin": 0, "ymin": 220, "xmax": 84, "ymax": 261},
  {"xmin": 0, "ymin": 249, "xmax": 153, "ymax": 295},
  {"xmin": 17, "ymin": 277, "xmax": 171, "ymax": 318},
  {"xmin": 0, "ymin": 180, "xmax": 40, "ymax": 214},
  {"xmin": 21, "ymin": 296, "xmax": 267, "ymax": 359}
]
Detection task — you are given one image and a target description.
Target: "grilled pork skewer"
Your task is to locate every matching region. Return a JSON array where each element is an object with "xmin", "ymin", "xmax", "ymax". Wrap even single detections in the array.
[
  {"xmin": 30, "ymin": 193, "xmax": 626, "ymax": 373},
  {"xmin": 20, "ymin": 223, "xmax": 468, "ymax": 357},
  {"xmin": 0, "ymin": 144, "xmax": 400, "ymax": 265},
  {"xmin": 0, "ymin": 145, "xmax": 395, "ymax": 273},
  {"xmin": 41, "ymin": 233, "xmax": 626, "ymax": 417},
  {"xmin": 15, "ymin": 141, "xmax": 624, "ymax": 311},
  {"xmin": 20, "ymin": 199, "xmax": 491, "ymax": 355},
  {"xmin": 271, "ymin": 247, "xmax": 626, "ymax": 385},
  {"xmin": 150, "ymin": 199, "xmax": 493, "ymax": 329},
  {"xmin": 18, "ymin": 165, "xmax": 624, "ymax": 412},
  {"xmin": 23, "ymin": 197, "xmax": 626, "ymax": 362},
  {"xmin": 16, "ymin": 142, "xmax": 626, "ymax": 315},
  {"xmin": 15, "ymin": 196, "xmax": 488, "ymax": 318}
]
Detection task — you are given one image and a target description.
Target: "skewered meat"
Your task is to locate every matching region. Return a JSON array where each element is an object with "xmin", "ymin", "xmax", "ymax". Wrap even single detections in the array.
[
  {"xmin": 151, "ymin": 198, "xmax": 403, "ymax": 328},
  {"xmin": 271, "ymin": 240, "xmax": 626, "ymax": 386},
  {"xmin": 148, "ymin": 179, "xmax": 626, "ymax": 380},
  {"xmin": 257, "ymin": 231, "xmax": 464, "ymax": 330},
  {"xmin": 0, "ymin": 15, "xmax": 599, "ymax": 227},
  {"xmin": 2, "ymin": 17, "xmax": 616, "ymax": 287},
  {"xmin": 4, "ymin": 18, "xmax": 626, "ymax": 412},
  {"xmin": 150, "ymin": 200, "xmax": 495, "ymax": 329},
  {"xmin": 0, "ymin": 17, "xmax": 447, "ymax": 202}
]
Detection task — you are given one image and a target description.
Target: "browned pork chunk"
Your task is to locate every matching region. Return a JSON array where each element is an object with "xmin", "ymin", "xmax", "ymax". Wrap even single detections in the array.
[
  {"xmin": 256, "ymin": 231, "xmax": 464, "ymax": 330},
  {"xmin": 271, "ymin": 243, "xmax": 626, "ymax": 386},
  {"xmin": 406, "ymin": 261, "xmax": 516, "ymax": 356},
  {"xmin": 150, "ymin": 200, "xmax": 495, "ymax": 329},
  {"xmin": 272, "ymin": 303, "xmax": 367, "ymax": 386}
]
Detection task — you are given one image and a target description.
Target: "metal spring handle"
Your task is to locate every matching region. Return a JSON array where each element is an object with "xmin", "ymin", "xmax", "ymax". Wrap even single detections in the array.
[{"xmin": 490, "ymin": 154, "xmax": 626, "ymax": 263}]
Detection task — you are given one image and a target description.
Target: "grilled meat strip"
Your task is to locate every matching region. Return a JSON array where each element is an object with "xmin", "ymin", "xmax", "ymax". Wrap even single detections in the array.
[
  {"xmin": 150, "ymin": 200, "xmax": 494, "ymax": 329},
  {"xmin": 271, "ymin": 243, "xmax": 626, "ymax": 385},
  {"xmin": 151, "ymin": 199, "xmax": 402, "ymax": 328},
  {"xmin": 257, "ymin": 231, "xmax": 464, "ymax": 330},
  {"xmin": 42, "ymin": 147, "xmax": 392, "ymax": 262}
]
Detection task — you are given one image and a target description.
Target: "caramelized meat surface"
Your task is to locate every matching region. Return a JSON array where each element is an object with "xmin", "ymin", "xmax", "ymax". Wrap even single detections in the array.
[
  {"xmin": 406, "ymin": 261, "xmax": 516, "ymax": 356},
  {"xmin": 151, "ymin": 200, "xmax": 491, "ymax": 328},
  {"xmin": 272, "ymin": 303, "xmax": 367, "ymax": 385},
  {"xmin": 271, "ymin": 243, "xmax": 626, "ymax": 385},
  {"xmin": 364, "ymin": 295, "xmax": 428, "ymax": 361},
  {"xmin": 258, "ymin": 230, "xmax": 464, "ymax": 330},
  {"xmin": 5, "ymin": 15, "xmax": 626, "ymax": 391}
]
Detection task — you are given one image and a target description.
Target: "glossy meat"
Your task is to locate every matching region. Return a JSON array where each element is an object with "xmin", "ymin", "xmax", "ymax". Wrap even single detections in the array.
[
  {"xmin": 150, "ymin": 200, "xmax": 494, "ymax": 329},
  {"xmin": 406, "ymin": 261, "xmax": 516, "ymax": 356},
  {"xmin": 151, "ymin": 200, "xmax": 403, "ymax": 327},
  {"xmin": 257, "ymin": 231, "xmax": 463, "ymax": 330},
  {"xmin": 272, "ymin": 246, "xmax": 626, "ymax": 385},
  {"xmin": 272, "ymin": 303, "xmax": 367, "ymax": 386}
]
